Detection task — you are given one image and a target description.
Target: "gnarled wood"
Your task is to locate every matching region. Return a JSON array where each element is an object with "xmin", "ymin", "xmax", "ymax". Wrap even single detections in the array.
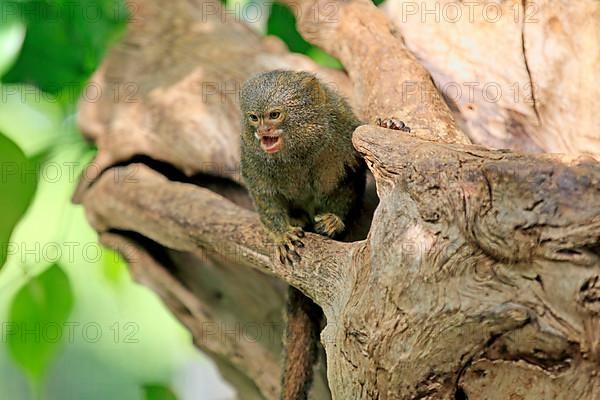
[{"xmin": 75, "ymin": 0, "xmax": 600, "ymax": 399}]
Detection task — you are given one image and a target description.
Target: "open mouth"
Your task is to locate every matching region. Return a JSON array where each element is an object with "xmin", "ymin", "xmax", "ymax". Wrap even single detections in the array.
[{"xmin": 259, "ymin": 136, "xmax": 283, "ymax": 153}]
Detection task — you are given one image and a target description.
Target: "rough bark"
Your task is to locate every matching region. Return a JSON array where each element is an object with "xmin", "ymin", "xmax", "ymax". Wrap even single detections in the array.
[
  {"xmin": 383, "ymin": 0, "xmax": 600, "ymax": 155},
  {"xmin": 75, "ymin": 0, "xmax": 600, "ymax": 399}
]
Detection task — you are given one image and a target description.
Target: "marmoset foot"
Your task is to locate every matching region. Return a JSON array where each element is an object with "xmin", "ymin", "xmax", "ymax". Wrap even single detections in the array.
[
  {"xmin": 274, "ymin": 227, "xmax": 305, "ymax": 266},
  {"xmin": 314, "ymin": 213, "xmax": 345, "ymax": 238},
  {"xmin": 376, "ymin": 117, "xmax": 411, "ymax": 132}
]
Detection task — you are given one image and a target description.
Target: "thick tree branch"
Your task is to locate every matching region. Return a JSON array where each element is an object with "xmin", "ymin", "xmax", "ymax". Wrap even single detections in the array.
[
  {"xmin": 354, "ymin": 125, "xmax": 600, "ymax": 266},
  {"xmin": 80, "ymin": 165, "xmax": 354, "ymax": 308},
  {"xmin": 281, "ymin": 0, "xmax": 470, "ymax": 145}
]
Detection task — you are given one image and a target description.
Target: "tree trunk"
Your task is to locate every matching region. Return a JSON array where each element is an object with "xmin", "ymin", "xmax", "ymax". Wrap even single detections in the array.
[{"xmin": 74, "ymin": 0, "xmax": 600, "ymax": 399}]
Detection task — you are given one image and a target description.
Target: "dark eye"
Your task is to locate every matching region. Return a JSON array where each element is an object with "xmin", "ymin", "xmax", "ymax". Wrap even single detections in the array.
[
  {"xmin": 248, "ymin": 114, "xmax": 258, "ymax": 122},
  {"xmin": 269, "ymin": 111, "xmax": 281, "ymax": 119}
]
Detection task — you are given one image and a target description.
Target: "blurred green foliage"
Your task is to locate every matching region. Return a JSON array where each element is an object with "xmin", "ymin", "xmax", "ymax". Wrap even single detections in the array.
[
  {"xmin": 267, "ymin": 3, "xmax": 312, "ymax": 54},
  {"xmin": 266, "ymin": 2, "xmax": 342, "ymax": 69},
  {"xmin": 0, "ymin": 1, "xmax": 207, "ymax": 399},
  {"xmin": 8, "ymin": 264, "xmax": 74, "ymax": 385},
  {"xmin": 0, "ymin": 133, "xmax": 37, "ymax": 267},
  {"xmin": 2, "ymin": 0, "xmax": 129, "ymax": 99},
  {"xmin": 143, "ymin": 384, "xmax": 179, "ymax": 400}
]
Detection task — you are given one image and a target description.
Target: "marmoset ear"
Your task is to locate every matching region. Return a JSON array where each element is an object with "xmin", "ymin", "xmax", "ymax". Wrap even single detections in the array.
[{"xmin": 300, "ymin": 74, "xmax": 327, "ymax": 105}]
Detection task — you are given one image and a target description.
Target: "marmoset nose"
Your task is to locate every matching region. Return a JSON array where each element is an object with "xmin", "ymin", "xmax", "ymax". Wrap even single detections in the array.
[{"xmin": 258, "ymin": 125, "xmax": 274, "ymax": 136}]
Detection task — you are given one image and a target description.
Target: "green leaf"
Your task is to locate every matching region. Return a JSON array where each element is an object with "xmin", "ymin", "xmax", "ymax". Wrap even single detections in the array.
[
  {"xmin": 0, "ymin": 84, "xmax": 63, "ymax": 157},
  {"xmin": 0, "ymin": 18, "xmax": 26, "ymax": 78},
  {"xmin": 7, "ymin": 264, "xmax": 74, "ymax": 382},
  {"xmin": 267, "ymin": 3, "xmax": 311, "ymax": 54},
  {"xmin": 306, "ymin": 47, "xmax": 343, "ymax": 69},
  {"xmin": 102, "ymin": 246, "xmax": 128, "ymax": 286},
  {"xmin": 266, "ymin": 3, "xmax": 342, "ymax": 69},
  {"xmin": 143, "ymin": 384, "xmax": 178, "ymax": 400},
  {"xmin": 3, "ymin": 0, "xmax": 128, "ymax": 99},
  {"xmin": 0, "ymin": 132, "xmax": 37, "ymax": 268}
]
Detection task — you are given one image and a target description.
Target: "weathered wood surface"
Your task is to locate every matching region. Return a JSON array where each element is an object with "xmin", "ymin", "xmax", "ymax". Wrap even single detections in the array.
[{"xmin": 383, "ymin": 0, "xmax": 600, "ymax": 155}]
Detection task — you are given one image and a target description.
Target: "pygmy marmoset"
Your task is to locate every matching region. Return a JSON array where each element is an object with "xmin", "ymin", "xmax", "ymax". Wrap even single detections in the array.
[
  {"xmin": 240, "ymin": 70, "xmax": 366, "ymax": 400},
  {"xmin": 240, "ymin": 70, "xmax": 365, "ymax": 262}
]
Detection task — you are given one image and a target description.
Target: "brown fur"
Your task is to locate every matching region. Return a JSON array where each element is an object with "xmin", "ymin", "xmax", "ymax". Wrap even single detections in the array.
[
  {"xmin": 240, "ymin": 70, "xmax": 365, "ymax": 400},
  {"xmin": 282, "ymin": 287, "xmax": 321, "ymax": 400}
]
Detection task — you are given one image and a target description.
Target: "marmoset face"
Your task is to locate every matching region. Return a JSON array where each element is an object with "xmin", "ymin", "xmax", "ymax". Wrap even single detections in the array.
[
  {"xmin": 244, "ymin": 108, "xmax": 286, "ymax": 154},
  {"xmin": 240, "ymin": 70, "xmax": 325, "ymax": 157}
]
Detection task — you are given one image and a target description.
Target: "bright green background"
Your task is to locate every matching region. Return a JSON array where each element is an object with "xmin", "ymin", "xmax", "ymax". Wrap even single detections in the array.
[
  {"xmin": 0, "ymin": 0, "xmax": 354, "ymax": 398},
  {"xmin": 0, "ymin": 1, "xmax": 213, "ymax": 399}
]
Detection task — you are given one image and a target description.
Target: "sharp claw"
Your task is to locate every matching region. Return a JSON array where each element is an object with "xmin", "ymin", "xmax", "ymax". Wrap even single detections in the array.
[
  {"xmin": 277, "ymin": 246, "xmax": 287, "ymax": 264},
  {"xmin": 272, "ymin": 227, "xmax": 305, "ymax": 267},
  {"xmin": 290, "ymin": 250, "xmax": 300, "ymax": 261},
  {"xmin": 286, "ymin": 254, "xmax": 295, "ymax": 266}
]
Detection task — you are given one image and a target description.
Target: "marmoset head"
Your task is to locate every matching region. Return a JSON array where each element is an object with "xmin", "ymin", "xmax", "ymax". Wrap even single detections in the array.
[{"xmin": 240, "ymin": 70, "xmax": 328, "ymax": 156}]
